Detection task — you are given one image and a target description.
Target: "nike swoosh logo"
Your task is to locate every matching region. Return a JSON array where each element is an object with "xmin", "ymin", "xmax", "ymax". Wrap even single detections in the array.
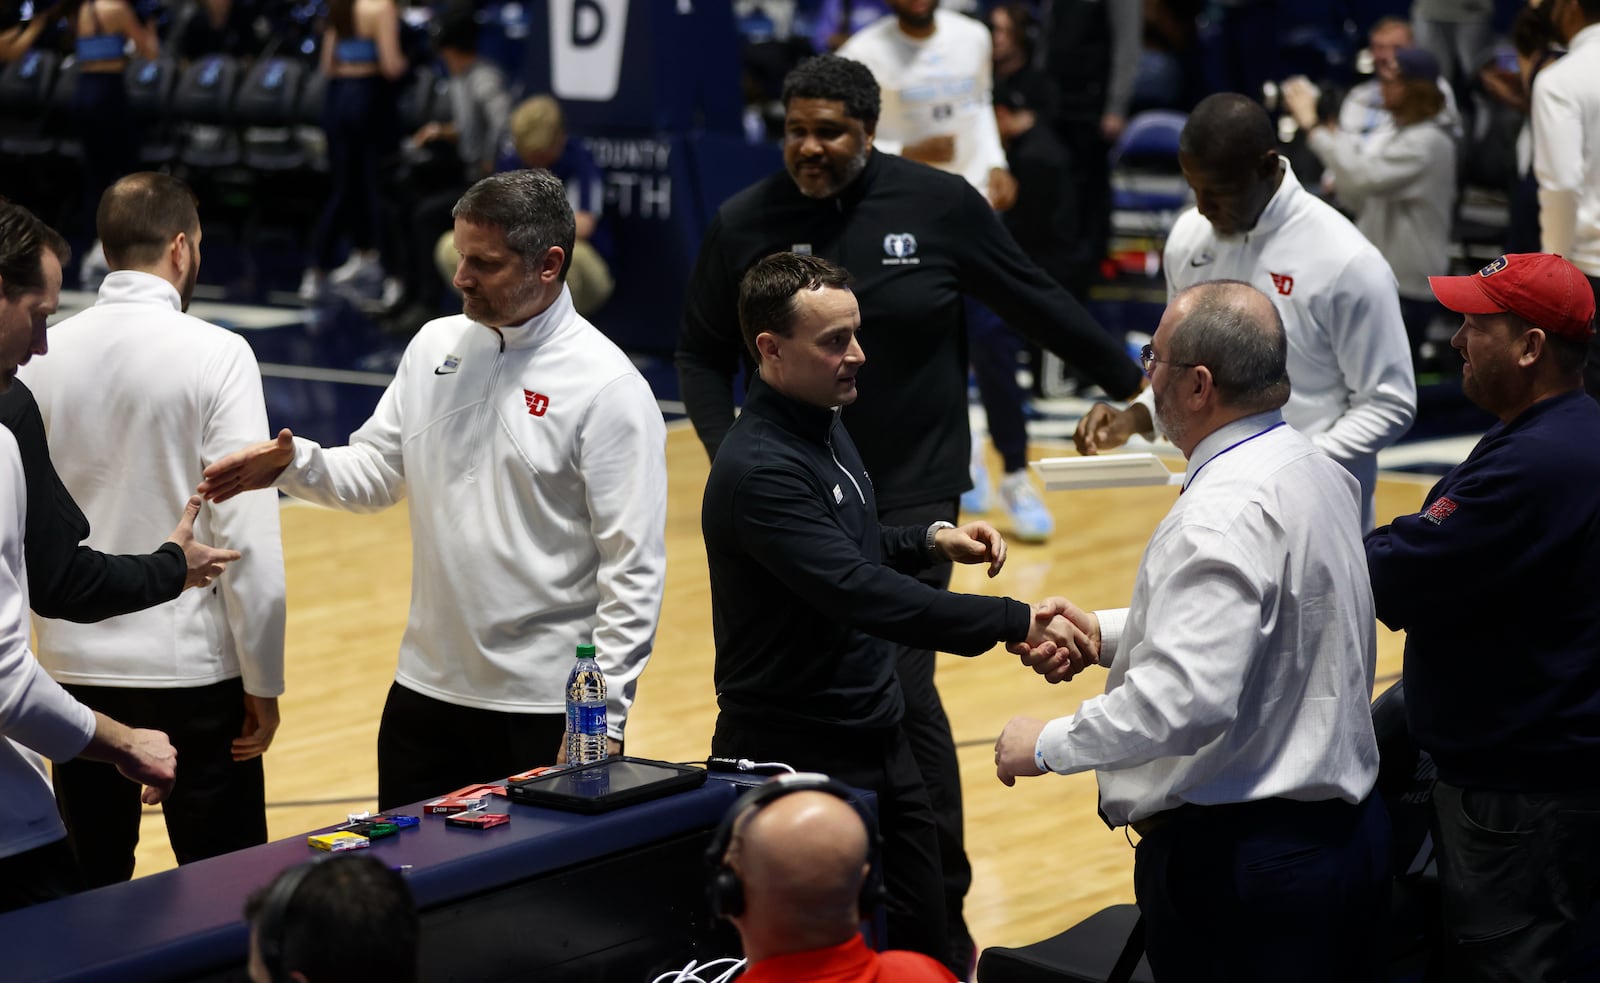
[
  {"xmin": 434, "ymin": 367, "xmax": 456, "ymax": 375},
  {"xmin": 1189, "ymin": 255, "xmax": 1214, "ymax": 267}
]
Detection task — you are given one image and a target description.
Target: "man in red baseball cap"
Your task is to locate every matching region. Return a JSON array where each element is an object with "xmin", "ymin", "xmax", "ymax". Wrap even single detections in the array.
[{"xmin": 1365, "ymin": 251, "xmax": 1600, "ymax": 982}]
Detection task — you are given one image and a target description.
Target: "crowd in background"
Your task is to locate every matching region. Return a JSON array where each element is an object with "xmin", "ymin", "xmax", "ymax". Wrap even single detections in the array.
[{"xmin": 0, "ymin": 0, "xmax": 1579, "ymax": 366}]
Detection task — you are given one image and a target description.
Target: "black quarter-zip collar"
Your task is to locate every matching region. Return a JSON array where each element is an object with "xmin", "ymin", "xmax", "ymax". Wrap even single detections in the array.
[{"xmin": 742, "ymin": 373, "xmax": 842, "ymax": 445}]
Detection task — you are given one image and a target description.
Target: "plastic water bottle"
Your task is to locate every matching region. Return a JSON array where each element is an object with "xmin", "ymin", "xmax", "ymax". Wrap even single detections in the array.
[{"xmin": 564, "ymin": 643, "xmax": 608, "ymax": 766}]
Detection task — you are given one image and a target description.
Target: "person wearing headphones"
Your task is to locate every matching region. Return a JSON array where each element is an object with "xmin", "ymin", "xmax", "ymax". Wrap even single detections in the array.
[
  {"xmin": 244, "ymin": 854, "xmax": 418, "ymax": 983},
  {"xmin": 710, "ymin": 776, "xmax": 955, "ymax": 983}
]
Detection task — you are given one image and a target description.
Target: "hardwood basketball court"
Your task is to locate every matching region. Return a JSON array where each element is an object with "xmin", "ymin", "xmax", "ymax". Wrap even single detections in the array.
[{"xmin": 124, "ymin": 423, "xmax": 1425, "ymax": 952}]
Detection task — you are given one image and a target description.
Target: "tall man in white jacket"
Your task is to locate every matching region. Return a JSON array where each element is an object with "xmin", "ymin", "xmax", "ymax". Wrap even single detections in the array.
[
  {"xmin": 200, "ymin": 169, "xmax": 668, "ymax": 810},
  {"xmin": 21, "ymin": 173, "xmax": 286, "ymax": 886},
  {"xmin": 1073, "ymin": 93, "xmax": 1416, "ymax": 529},
  {"xmin": 0, "ymin": 199, "xmax": 177, "ymax": 911}
]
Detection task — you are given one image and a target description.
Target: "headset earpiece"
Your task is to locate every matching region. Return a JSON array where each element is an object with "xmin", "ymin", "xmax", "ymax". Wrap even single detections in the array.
[
  {"xmin": 255, "ymin": 861, "xmax": 317, "ymax": 983},
  {"xmin": 704, "ymin": 773, "xmax": 884, "ymax": 922}
]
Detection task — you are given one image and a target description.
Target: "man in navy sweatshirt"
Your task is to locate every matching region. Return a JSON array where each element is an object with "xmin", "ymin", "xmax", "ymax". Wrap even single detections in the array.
[{"xmin": 1365, "ymin": 252, "xmax": 1600, "ymax": 982}]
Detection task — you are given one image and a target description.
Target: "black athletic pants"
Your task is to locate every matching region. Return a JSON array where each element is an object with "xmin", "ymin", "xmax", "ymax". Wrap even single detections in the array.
[
  {"xmin": 54, "ymin": 678, "xmax": 266, "ymax": 888},
  {"xmin": 375, "ymin": 682, "xmax": 569, "ymax": 811},
  {"xmin": 879, "ymin": 499, "xmax": 973, "ymax": 975}
]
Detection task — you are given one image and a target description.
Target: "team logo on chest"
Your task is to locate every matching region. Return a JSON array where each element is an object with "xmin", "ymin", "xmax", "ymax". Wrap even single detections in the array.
[
  {"xmin": 1269, "ymin": 273, "xmax": 1295, "ymax": 296},
  {"xmin": 524, "ymin": 390, "xmax": 550, "ymax": 417},
  {"xmin": 882, "ymin": 233, "xmax": 920, "ymax": 266}
]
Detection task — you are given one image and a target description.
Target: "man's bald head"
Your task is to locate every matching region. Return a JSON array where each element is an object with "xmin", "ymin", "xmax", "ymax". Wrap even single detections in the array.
[
  {"xmin": 726, "ymin": 790, "xmax": 871, "ymax": 953},
  {"xmin": 1167, "ymin": 279, "xmax": 1289, "ymax": 412}
]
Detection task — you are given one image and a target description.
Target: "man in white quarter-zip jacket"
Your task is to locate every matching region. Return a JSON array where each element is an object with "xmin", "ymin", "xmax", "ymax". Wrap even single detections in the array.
[
  {"xmin": 200, "ymin": 169, "xmax": 668, "ymax": 810},
  {"xmin": 21, "ymin": 173, "xmax": 285, "ymax": 886},
  {"xmin": 1073, "ymin": 93, "xmax": 1416, "ymax": 530}
]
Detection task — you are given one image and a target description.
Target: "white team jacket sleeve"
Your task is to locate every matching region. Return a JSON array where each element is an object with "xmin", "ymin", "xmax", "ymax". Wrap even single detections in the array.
[
  {"xmin": 1531, "ymin": 71, "xmax": 1582, "ymax": 258},
  {"xmin": 0, "ymin": 436, "xmax": 94, "ymax": 761},
  {"xmin": 276, "ymin": 358, "xmax": 409, "ymax": 513},
  {"xmin": 575, "ymin": 374, "xmax": 667, "ymax": 740},
  {"xmin": 203, "ymin": 339, "xmax": 287, "ymax": 698},
  {"xmin": 1309, "ymin": 252, "xmax": 1417, "ymax": 465}
]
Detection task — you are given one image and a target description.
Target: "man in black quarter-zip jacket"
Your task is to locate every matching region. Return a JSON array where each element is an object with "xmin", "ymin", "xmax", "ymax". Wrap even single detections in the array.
[
  {"xmin": 702, "ymin": 252, "xmax": 1067, "ymax": 976},
  {"xmin": 678, "ymin": 55, "xmax": 1143, "ymax": 973}
]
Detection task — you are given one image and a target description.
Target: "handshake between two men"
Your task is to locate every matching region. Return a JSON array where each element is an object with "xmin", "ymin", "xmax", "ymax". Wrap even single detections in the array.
[{"xmin": 997, "ymin": 596, "xmax": 1102, "ymax": 788}]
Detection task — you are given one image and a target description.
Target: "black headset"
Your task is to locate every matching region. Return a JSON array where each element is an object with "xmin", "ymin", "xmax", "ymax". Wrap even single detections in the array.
[
  {"xmin": 254, "ymin": 860, "xmax": 318, "ymax": 983},
  {"xmin": 704, "ymin": 772, "xmax": 886, "ymax": 920}
]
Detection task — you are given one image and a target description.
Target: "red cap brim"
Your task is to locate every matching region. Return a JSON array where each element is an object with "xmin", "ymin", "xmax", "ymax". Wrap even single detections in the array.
[{"xmin": 1428, "ymin": 274, "xmax": 1506, "ymax": 315}]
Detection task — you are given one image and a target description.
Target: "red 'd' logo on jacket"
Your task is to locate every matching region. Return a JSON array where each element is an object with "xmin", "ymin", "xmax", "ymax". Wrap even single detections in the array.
[
  {"xmin": 1270, "ymin": 273, "xmax": 1294, "ymax": 296},
  {"xmin": 524, "ymin": 390, "xmax": 549, "ymax": 417}
]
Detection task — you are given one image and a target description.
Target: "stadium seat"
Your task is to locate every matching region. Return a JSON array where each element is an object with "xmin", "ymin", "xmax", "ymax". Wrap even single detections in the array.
[
  {"xmin": 0, "ymin": 49, "xmax": 60, "ymax": 157},
  {"xmin": 125, "ymin": 55, "xmax": 180, "ymax": 165},
  {"xmin": 174, "ymin": 53, "xmax": 243, "ymax": 169},
  {"xmin": 238, "ymin": 56, "xmax": 310, "ymax": 172},
  {"xmin": 1108, "ymin": 110, "xmax": 1188, "ymax": 218}
]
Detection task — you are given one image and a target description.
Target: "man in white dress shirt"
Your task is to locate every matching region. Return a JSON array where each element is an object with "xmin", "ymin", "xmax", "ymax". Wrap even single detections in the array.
[
  {"xmin": 996, "ymin": 280, "xmax": 1390, "ymax": 982},
  {"xmin": 1073, "ymin": 93, "xmax": 1415, "ymax": 530},
  {"xmin": 22, "ymin": 172, "xmax": 286, "ymax": 886}
]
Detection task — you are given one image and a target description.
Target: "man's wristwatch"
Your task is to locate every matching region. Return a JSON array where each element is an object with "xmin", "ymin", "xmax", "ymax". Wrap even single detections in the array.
[{"xmin": 925, "ymin": 520, "xmax": 956, "ymax": 561}]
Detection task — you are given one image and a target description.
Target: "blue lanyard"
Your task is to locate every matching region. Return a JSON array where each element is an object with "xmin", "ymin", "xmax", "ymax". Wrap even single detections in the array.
[{"xmin": 1181, "ymin": 421, "xmax": 1286, "ymax": 493}]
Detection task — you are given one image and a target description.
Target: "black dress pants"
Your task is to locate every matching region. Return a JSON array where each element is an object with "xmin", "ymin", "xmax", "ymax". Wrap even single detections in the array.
[
  {"xmin": 711, "ymin": 713, "xmax": 953, "ymax": 975},
  {"xmin": 1133, "ymin": 794, "xmax": 1391, "ymax": 982},
  {"xmin": 879, "ymin": 499, "xmax": 973, "ymax": 973},
  {"xmin": 54, "ymin": 678, "xmax": 266, "ymax": 888},
  {"xmin": 375, "ymin": 682, "xmax": 568, "ymax": 811}
]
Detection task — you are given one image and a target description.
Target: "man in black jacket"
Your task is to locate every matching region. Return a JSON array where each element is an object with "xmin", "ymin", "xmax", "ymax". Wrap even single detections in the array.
[
  {"xmin": 704, "ymin": 252, "xmax": 1065, "ymax": 974},
  {"xmin": 0, "ymin": 381, "xmax": 232, "ymax": 621},
  {"xmin": 678, "ymin": 55, "xmax": 1143, "ymax": 970}
]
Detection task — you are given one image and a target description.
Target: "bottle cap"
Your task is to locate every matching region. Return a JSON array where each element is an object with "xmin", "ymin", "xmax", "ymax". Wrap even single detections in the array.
[{"xmin": 576, "ymin": 643, "xmax": 596, "ymax": 659}]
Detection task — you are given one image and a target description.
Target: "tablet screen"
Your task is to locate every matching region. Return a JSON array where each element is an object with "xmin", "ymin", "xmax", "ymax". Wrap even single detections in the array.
[{"xmin": 507, "ymin": 757, "xmax": 708, "ymax": 813}]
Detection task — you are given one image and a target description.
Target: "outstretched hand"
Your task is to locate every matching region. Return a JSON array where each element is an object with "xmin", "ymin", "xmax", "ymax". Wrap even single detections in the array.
[
  {"xmin": 1074, "ymin": 402, "xmax": 1151, "ymax": 456},
  {"xmin": 935, "ymin": 521, "xmax": 1007, "ymax": 577},
  {"xmin": 166, "ymin": 496, "xmax": 242, "ymax": 589},
  {"xmin": 198, "ymin": 429, "xmax": 295, "ymax": 504}
]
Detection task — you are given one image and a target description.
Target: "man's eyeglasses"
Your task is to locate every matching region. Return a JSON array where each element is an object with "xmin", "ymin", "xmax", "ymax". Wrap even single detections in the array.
[{"xmin": 1139, "ymin": 343, "xmax": 1198, "ymax": 375}]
